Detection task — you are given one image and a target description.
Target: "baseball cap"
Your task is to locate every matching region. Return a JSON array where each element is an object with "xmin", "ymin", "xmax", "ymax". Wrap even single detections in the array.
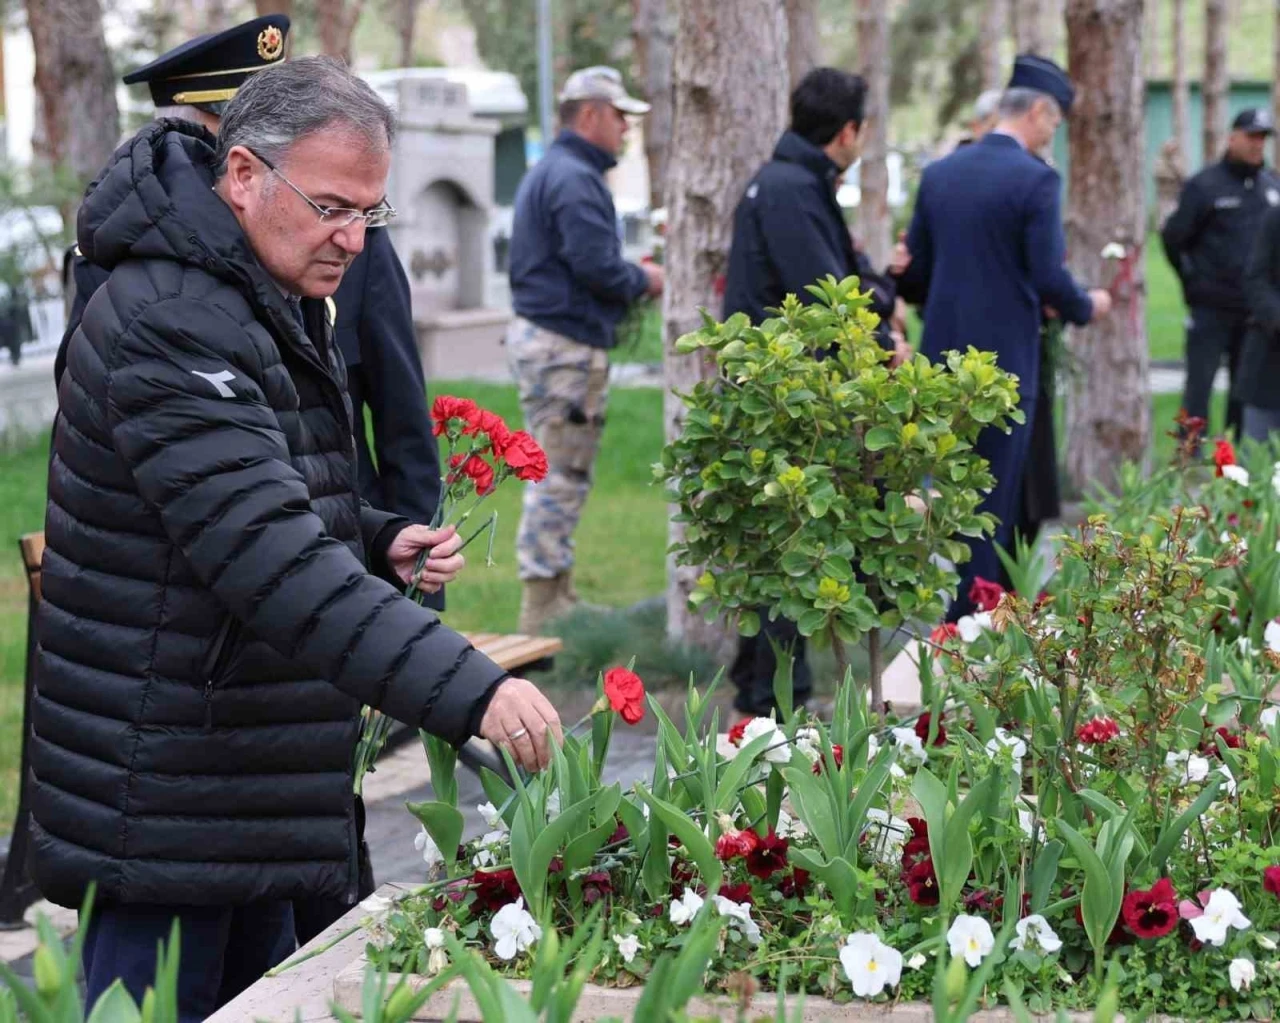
[
  {"xmin": 558, "ymin": 66, "xmax": 651, "ymax": 115},
  {"xmin": 1233, "ymin": 108, "xmax": 1275, "ymax": 135}
]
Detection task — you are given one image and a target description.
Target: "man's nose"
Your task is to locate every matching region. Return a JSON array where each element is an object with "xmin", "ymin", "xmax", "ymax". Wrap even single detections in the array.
[{"xmin": 333, "ymin": 220, "xmax": 367, "ymax": 255}]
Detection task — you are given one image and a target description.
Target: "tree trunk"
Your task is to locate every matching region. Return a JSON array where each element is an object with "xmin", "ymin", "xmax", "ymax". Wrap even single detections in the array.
[
  {"xmin": 24, "ymin": 0, "xmax": 119, "ymax": 199},
  {"xmin": 390, "ymin": 0, "xmax": 425, "ymax": 66},
  {"xmin": 254, "ymin": 0, "xmax": 294, "ymax": 14},
  {"xmin": 1013, "ymin": 0, "xmax": 1049, "ymax": 54},
  {"xmin": 980, "ymin": 0, "xmax": 1008, "ymax": 90},
  {"xmin": 1203, "ymin": 0, "xmax": 1228, "ymax": 165},
  {"xmin": 1172, "ymin": 0, "xmax": 1188, "ymax": 174},
  {"xmin": 316, "ymin": 0, "xmax": 367, "ymax": 63},
  {"xmin": 632, "ymin": 0, "xmax": 677, "ymax": 210},
  {"xmin": 856, "ymin": 0, "xmax": 891, "ymax": 270},
  {"xmin": 1064, "ymin": 0, "xmax": 1148, "ymax": 493},
  {"xmin": 784, "ymin": 0, "xmax": 820, "ymax": 93},
  {"xmin": 664, "ymin": 0, "xmax": 788, "ymax": 659}
]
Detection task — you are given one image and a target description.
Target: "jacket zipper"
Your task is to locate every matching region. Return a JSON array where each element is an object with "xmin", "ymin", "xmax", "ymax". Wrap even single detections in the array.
[{"xmin": 203, "ymin": 615, "xmax": 240, "ymax": 729}]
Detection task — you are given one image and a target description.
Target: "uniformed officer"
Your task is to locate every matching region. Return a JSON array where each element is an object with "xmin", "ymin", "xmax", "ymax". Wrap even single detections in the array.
[
  {"xmin": 1162, "ymin": 108, "xmax": 1280, "ymax": 439},
  {"xmin": 894, "ymin": 55, "xmax": 1111, "ymax": 622}
]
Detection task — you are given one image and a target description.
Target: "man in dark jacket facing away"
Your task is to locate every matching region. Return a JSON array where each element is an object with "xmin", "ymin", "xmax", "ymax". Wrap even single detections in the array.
[
  {"xmin": 721, "ymin": 67, "xmax": 909, "ymax": 717},
  {"xmin": 507, "ymin": 66, "xmax": 664, "ymax": 635},
  {"xmin": 34, "ymin": 57, "xmax": 561, "ymax": 1019},
  {"xmin": 1162, "ymin": 108, "xmax": 1280, "ymax": 438}
]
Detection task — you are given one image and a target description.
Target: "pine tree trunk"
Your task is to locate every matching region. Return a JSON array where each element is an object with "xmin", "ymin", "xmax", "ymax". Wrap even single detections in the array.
[
  {"xmin": 1203, "ymin": 0, "xmax": 1228, "ymax": 165},
  {"xmin": 664, "ymin": 0, "xmax": 788, "ymax": 659},
  {"xmin": 856, "ymin": 0, "xmax": 891, "ymax": 270},
  {"xmin": 1172, "ymin": 0, "xmax": 1189, "ymax": 173},
  {"xmin": 1064, "ymin": 0, "xmax": 1149, "ymax": 492},
  {"xmin": 784, "ymin": 0, "xmax": 820, "ymax": 93},
  {"xmin": 255, "ymin": 0, "xmax": 293, "ymax": 14},
  {"xmin": 632, "ymin": 0, "xmax": 677, "ymax": 209},
  {"xmin": 24, "ymin": 0, "xmax": 119, "ymax": 216},
  {"xmin": 390, "ymin": 0, "xmax": 424, "ymax": 66},
  {"xmin": 1013, "ymin": 0, "xmax": 1049, "ymax": 54},
  {"xmin": 316, "ymin": 0, "xmax": 367, "ymax": 63},
  {"xmin": 980, "ymin": 0, "xmax": 1008, "ymax": 90}
]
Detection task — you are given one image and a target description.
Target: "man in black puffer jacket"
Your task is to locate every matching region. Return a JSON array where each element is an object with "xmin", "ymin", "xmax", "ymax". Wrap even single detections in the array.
[{"xmin": 31, "ymin": 56, "xmax": 561, "ymax": 1020}]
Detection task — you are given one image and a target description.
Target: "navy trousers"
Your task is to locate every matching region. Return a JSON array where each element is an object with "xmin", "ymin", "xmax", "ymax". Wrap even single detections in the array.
[
  {"xmin": 947, "ymin": 398, "xmax": 1037, "ymax": 622},
  {"xmin": 81, "ymin": 900, "xmax": 295, "ymax": 1022}
]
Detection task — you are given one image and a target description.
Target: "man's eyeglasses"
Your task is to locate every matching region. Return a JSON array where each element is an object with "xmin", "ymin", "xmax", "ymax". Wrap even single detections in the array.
[{"xmin": 245, "ymin": 147, "xmax": 397, "ymax": 229}]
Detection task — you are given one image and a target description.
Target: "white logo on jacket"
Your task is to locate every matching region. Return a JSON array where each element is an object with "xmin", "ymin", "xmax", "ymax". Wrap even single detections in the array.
[{"xmin": 191, "ymin": 369, "xmax": 237, "ymax": 398}]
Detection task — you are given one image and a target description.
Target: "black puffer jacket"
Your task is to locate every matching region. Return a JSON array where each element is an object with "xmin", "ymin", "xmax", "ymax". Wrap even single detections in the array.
[{"xmin": 29, "ymin": 121, "xmax": 507, "ymax": 909}]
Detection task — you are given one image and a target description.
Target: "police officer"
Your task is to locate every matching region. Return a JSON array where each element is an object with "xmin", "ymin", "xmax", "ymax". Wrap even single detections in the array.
[{"xmin": 1162, "ymin": 108, "xmax": 1280, "ymax": 438}]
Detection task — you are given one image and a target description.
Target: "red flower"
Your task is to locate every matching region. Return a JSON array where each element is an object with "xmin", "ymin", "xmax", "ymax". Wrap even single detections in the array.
[
  {"xmin": 1264, "ymin": 866, "xmax": 1280, "ymax": 897},
  {"xmin": 719, "ymin": 882, "xmax": 754, "ymax": 905},
  {"xmin": 583, "ymin": 871, "xmax": 613, "ymax": 905},
  {"xmin": 728, "ymin": 718, "xmax": 751, "ymax": 746},
  {"xmin": 1121, "ymin": 878, "xmax": 1178, "ymax": 939},
  {"xmin": 1202, "ymin": 725, "xmax": 1244, "ymax": 757},
  {"xmin": 964, "ymin": 888, "xmax": 995, "ymax": 914},
  {"xmin": 608, "ymin": 821, "xmax": 629, "ymax": 845},
  {"xmin": 715, "ymin": 828, "xmax": 760, "ymax": 861},
  {"xmin": 471, "ymin": 868, "xmax": 522, "ymax": 912},
  {"xmin": 472, "ymin": 409, "xmax": 512, "ymax": 451},
  {"xmin": 501, "ymin": 430, "xmax": 549, "ymax": 482},
  {"xmin": 905, "ymin": 858, "xmax": 939, "ymax": 906},
  {"xmin": 602, "ymin": 667, "xmax": 646, "ymax": 725},
  {"xmin": 812, "ymin": 743, "xmax": 844, "ymax": 775},
  {"xmin": 745, "ymin": 829, "xmax": 789, "ymax": 879},
  {"xmin": 1214, "ymin": 438, "xmax": 1237, "ymax": 476},
  {"xmin": 779, "ymin": 869, "xmax": 810, "ymax": 899},
  {"xmin": 1076, "ymin": 715, "xmax": 1120, "ymax": 745},
  {"xmin": 929, "ymin": 622, "xmax": 959, "ymax": 651},
  {"xmin": 915, "ymin": 712, "xmax": 947, "ymax": 747},
  {"xmin": 457, "ymin": 454, "xmax": 495, "ymax": 496},
  {"xmin": 431, "ymin": 395, "xmax": 479, "ymax": 437},
  {"xmin": 969, "ymin": 576, "xmax": 1006, "ymax": 612},
  {"xmin": 901, "ymin": 818, "xmax": 931, "ymax": 872}
]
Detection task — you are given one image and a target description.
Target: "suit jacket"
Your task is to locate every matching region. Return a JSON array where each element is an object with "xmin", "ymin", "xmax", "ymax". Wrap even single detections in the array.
[{"xmin": 897, "ymin": 133, "xmax": 1092, "ymax": 396}]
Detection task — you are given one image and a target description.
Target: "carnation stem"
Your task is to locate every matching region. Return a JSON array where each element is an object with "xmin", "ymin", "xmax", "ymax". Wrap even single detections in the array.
[{"xmin": 265, "ymin": 924, "xmax": 361, "ymax": 976}]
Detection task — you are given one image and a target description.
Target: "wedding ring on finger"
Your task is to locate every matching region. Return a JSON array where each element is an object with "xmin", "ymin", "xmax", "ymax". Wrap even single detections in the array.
[{"xmin": 509, "ymin": 727, "xmax": 528, "ymax": 741}]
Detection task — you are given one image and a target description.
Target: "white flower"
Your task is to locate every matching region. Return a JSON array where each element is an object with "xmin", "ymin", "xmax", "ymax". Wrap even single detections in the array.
[
  {"xmin": 1266, "ymin": 620, "xmax": 1280, "ymax": 654},
  {"xmin": 1221, "ymin": 530, "xmax": 1249, "ymax": 553},
  {"xmin": 424, "ymin": 927, "xmax": 446, "ymax": 949},
  {"xmin": 1190, "ymin": 888, "xmax": 1252, "ymax": 947},
  {"xmin": 794, "ymin": 727, "xmax": 821, "ymax": 763},
  {"xmin": 840, "ymin": 932, "xmax": 903, "ymax": 998},
  {"xmin": 1223, "ymin": 464, "xmax": 1251, "ymax": 487},
  {"xmin": 669, "ymin": 888, "xmax": 704, "ymax": 926},
  {"xmin": 947, "ymin": 915, "xmax": 995, "ymax": 967},
  {"xmin": 1230, "ymin": 958, "xmax": 1257, "ymax": 992},
  {"xmin": 1218, "ymin": 763, "xmax": 1238, "ymax": 797},
  {"xmin": 478, "ymin": 802, "xmax": 506, "ymax": 830},
  {"xmin": 471, "ymin": 829, "xmax": 508, "ymax": 868},
  {"xmin": 906, "ymin": 952, "xmax": 927, "ymax": 970},
  {"xmin": 490, "ymin": 898, "xmax": 541, "ymax": 960},
  {"xmin": 1018, "ymin": 809, "xmax": 1036, "ymax": 839},
  {"xmin": 1238, "ymin": 636, "xmax": 1258, "ymax": 658},
  {"xmin": 1011, "ymin": 914, "xmax": 1063, "ymax": 955},
  {"xmin": 1165, "ymin": 749, "xmax": 1211, "ymax": 784},
  {"xmin": 414, "ymin": 826, "xmax": 443, "ymax": 869},
  {"xmin": 546, "ymin": 790, "xmax": 561, "ymax": 817},
  {"xmin": 1258, "ymin": 934, "xmax": 1278, "ymax": 951},
  {"xmin": 360, "ymin": 892, "xmax": 393, "ymax": 917},
  {"xmin": 776, "ymin": 808, "xmax": 809, "ymax": 840},
  {"xmin": 985, "ymin": 728, "xmax": 1027, "ymax": 775},
  {"xmin": 891, "ymin": 727, "xmax": 927, "ymax": 767},
  {"xmin": 864, "ymin": 808, "xmax": 910, "ymax": 864},
  {"xmin": 1272, "ymin": 461, "xmax": 1280, "ymax": 497},
  {"xmin": 612, "ymin": 933, "xmax": 641, "ymax": 964},
  {"xmin": 867, "ymin": 733, "xmax": 880, "ymax": 759},
  {"xmin": 957, "ymin": 612, "xmax": 992, "ymax": 643},
  {"xmin": 1101, "ymin": 242, "xmax": 1126, "ymax": 260},
  {"xmin": 742, "ymin": 716, "xmax": 792, "ymax": 764},
  {"xmin": 712, "ymin": 894, "xmax": 762, "ymax": 945}
]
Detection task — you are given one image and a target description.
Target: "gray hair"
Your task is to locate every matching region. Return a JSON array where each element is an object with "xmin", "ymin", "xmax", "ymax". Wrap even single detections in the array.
[
  {"xmin": 998, "ymin": 86, "xmax": 1060, "ymax": 119},
  {"xmin": 973, "ymin": 89, "xmax": 1003, "ymax": 124},
  {"xmin": 214, "ymin": 56, "xmax": 395, "ymax": 176}
]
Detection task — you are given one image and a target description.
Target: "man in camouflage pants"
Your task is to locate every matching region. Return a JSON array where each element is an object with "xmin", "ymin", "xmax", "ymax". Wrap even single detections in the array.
[{"xmin": 506, "ymin": 67, "xmax": 663, "ymax": 634}]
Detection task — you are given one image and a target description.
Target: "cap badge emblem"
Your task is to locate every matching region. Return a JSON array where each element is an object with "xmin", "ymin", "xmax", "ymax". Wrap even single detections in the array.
[{"xmin": 258, "ymin": 26, "xmax": 284, "ymax": 61}]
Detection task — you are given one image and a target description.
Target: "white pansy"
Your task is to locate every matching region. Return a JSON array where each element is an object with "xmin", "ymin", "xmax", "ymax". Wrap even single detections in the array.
[
  {"xmin": 906, "ymin": 952, "xmax": 928, "ymax": 970},
  {"xmin": 957, "ymin": 612, "xmax": 993, "ymax": 643},
  {"xmin": 712, "ymin": 894, "xmax": 762, "ymax": 945},
  {"xmin": 1166, "ymin": 750, "xmax": 1211, "ymax": 784},
  {"xmin": 742, "ymin": 716, "xmax": 792, "ymax": 764},
  {"xmin": 776, "ymin": 808, "xmax": 809, "ymax": 840},
  {"xmin": 840, "ymin": 932, "xmax": 904, "ymax": 998},
  {"xmin": 424, "ymin": 927, "xmax": 446, "ymax": 949},
  {"xmin": 985, "ymin": 728, "xmax": 1027, "ymax": 775},
  {"xmin": 1223, "ymin": 464, "xmax": 1251, "ymax": 487},
  {"xmin": 414, "ymin": 826, "xmax": 443, "ymax": 869},
  {"xmin": 490, "ymin": 897, "xmax": 541, "ymax": 961},
  {"xmin": 1266, "ymin": 620, "xmax": 1280, "ymax": 654},
  {"xmin": 471, "ymin": 829, "xmax": 508, "ymax": 868},
  {"xmin": 669, "ymin": 888, "xmax": 704, "ymax": 926},
  {"xmin": 1011, "ymin": 914, "xmax": 1063, "ymax": 954},
  {"xmin": 613, "ymin": 933, "xmax": 641, "ymax": 964},
  {"xmin": 947, "ymin": 915, "xmax": 996, "ymax": 967},
  {"xmin": 478, "ymin": 802, "xmax": 506, "ymax": 830},
  {"xmin": 1258, "ymin": 934, "xmax": 1279, "ymax": 951},
  {"xmin": 1190, "ymin": 888, "xmax": 1252, "ymax": 947},
  {"xmin": 891, "ymin": 727, "xmax": 927, "ymax": 767},
  {"xmin": 1218, "ymin": 763, "xmax": 1238, "ymax": 797},
  {"xmin": 1230, "ymin": 958, "xmax": 1257, "ymax": 992}
]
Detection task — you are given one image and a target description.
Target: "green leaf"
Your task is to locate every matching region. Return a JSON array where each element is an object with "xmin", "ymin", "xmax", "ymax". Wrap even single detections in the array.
[
  {"xmin": 479, "ymin": 768, "xmax": 515, "ymax": 826},
  {"xmin": 1030, "ymin": 839, "xmax": 1063, "ymax": 915},
  {"xmin": 513, "ymin": 793, "xmax": 596, "ymax": 918},
  {"xmin": 637, "ymin": 786, "xmax": 722, "ymax": 893},
  {"xmin": 864, "ymin": 426, "xmax": 897, "ymax": 451},
  {"xmin": 714, "ymin": 732, "xmax": 772, "ymax": 812},
  {"xmin": 563, "ymin": 784, "xmax": 623, "ymax": 875},
  {"xmin": 86, "ymin": 982, "xmax": 142, "ymax": 1023},
  {"xmin": 616, "ymin": 795, "xmax": 649, "ymax": 853},
  {"xmin": 1141, "ymin": 776, "xmax": 1222, "ymax": 874},
  {"xmin": 781, "ymin": 765, "xmax": 841, "ymax": 858},
  {"xmin": 406, "ymin": 801, "xmax": 465, "ymax": 877},
  {"xmin": 1056, "ymin": 820, "xmax": 1117, "ymax": 974},
  {"xmin": 420, "ymin": 732, "xmax": 459, "ymax": 807}
]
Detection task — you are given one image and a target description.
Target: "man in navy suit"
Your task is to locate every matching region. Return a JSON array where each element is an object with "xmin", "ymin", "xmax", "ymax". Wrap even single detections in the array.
[{"xmin": 895, "ymin": 55, "xmax": 1111, "ymax": 620}]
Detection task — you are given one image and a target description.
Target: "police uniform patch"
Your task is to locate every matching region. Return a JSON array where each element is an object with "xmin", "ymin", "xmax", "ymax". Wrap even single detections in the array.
[{"xmin": 258, "ymin": 26, "xmax": 284, "ymax": 61}]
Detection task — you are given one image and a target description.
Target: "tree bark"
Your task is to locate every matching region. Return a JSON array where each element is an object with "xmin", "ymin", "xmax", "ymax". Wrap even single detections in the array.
[
  {"xmin": 1064, "ymin": 0, "xmax": 1148, "ymax": 493},
  {"xmin": 856, "ymin": 0, "xmax": 891, "ymax": 270},
  {"xmin": 632, "ymin": 0, "xmax": 677, "ymax": 209},
  {"xmin": 316, "ymin": 0, "xmax": 367, "ymax": 63},
  {"xmin": 980, "ymin": 0, "xmax": 1008, "ymax": 90},
  {"xmin": 1203, "ymin": 0, "xmax": 1228, "ymax": 165},
  {"xmin": 664, "ymin": 0, "xmax": 788, "ymax": 659},
  {"xmin": 254, "ymin": 0, "xmax": 294, "ymax": 14},
  {"xmin": 1172, "ymin": 0, "xmax": 1189, "ymax": 175},
  {"xmin": 24, "ymin": 0, "xmax": 119, "ymax": 195},
  {"xmin": 389, "ymin": 0, "xmax": 425, "ymax": 66},
  {"xmin": 784, "ymin": 0, "xmax": 820, "ymax": 94},
  {"xmin": 1013, "ymin": 0, "xmax": 1049, "ymax": 54}
]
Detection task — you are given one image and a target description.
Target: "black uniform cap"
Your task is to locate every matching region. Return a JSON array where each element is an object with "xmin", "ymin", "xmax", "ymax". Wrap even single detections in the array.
[
  {"xmin": 122, "ymin": 15, "xmax": 290, "ymax": 109},
  {"xmin": 1232, "ymin": 108, "xmax": 1276, "ymax": 136},
  {"xmin": 1008, "ymin": 53, "xmax": 1075, "ymax": 116}
]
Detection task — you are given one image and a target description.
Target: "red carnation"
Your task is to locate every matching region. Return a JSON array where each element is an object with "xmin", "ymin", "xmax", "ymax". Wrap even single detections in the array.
[
  {"xmin": 745, "ymin": 829, "xmax": 789, "ymax": 879},
  {"xmin": 602, "ymin": 666, "xmax": 646, "ymax": 725},
  {"xmin": 905, "ymin": 858, "xmax": 939, "ymax": 906},
  {"xmin": 1202, "ymin": 725, "xmax": 1244, "ymax": 757},
  {"xmin": 458, "ymin": 454, "xmax": 495, "ymax": 496},
  {"xmin": 1265, "ymin": 866, "xmax": 1280, "ymax": 897},
  {"xmin": 431, "ymin": 395, "xmax": 480, "ymax": 437},
  {"xmin": 929, "ymin": 622, "xmax": 959, "ymax": 651},
  {"xmin": 715, "ymin": 828, "xmax": 760, "ymax": 861},
  {"xmin": 1214, "ymin": 439, "xmax": 1237, "ymax": 476},
  {"xmin": 1076, "ymin": 715, "xmax": 1120, "ymax": 745},
  {"xmin": 969, "ymin": 576, "xmax": 1006, "ymax": 612},
  {"xmin": 1121, "ymin": 878, "xmax": 1178, "ymax": 939},
  {"xmin": 470, "ymin": 409, "xmax": 512, "ymax": 451},
  {"xmin": 470, "ymin": 868, "xmax": 522, "ymax": 913},
  {"xmin": 719, "ymin": 882, "xmax": 754, "ymax": 905},
  {"xmin": 728, "ymin": 718, "xmax": 751, "ymax": 747},
  {"xmin": 915, "ymin": 712, "xmax": 947, "ymax": 747},
  {"xmin": 501, "ymin": 430, "xmax": 549, "ymax": 482},
  {"xmin": 779, "ymin": 869, "xmax": 810, "ymax": 899},
  {"xmin": 812, "ymin": 744, "xmax": 844, "ymax": 775}
]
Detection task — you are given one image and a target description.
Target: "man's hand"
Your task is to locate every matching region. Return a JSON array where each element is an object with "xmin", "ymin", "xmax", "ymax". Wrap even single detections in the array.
[
  {"xmin": 1088, "ymin": 288, "xmax": 1114, "ymax": 320},
  {"xmin": 642, "ymin": 262, "xmax": 665, "ymax": 297},
  {"xmin": 479, "ymin": 677, "xmax": 564, "ymax": 772},
  {"xmin": 889, "ymin": 231, "xmax": 912, "ymax": 276},
  {"xmin": 387, "ymin": 524, "xmax": 465, "ymax": 594},
  {"xmin": 889, "ymin": 333, "xmax": 913, "ymax": 369}
]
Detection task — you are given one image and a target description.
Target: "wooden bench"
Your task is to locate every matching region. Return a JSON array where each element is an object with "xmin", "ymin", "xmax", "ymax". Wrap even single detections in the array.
[{"xmin": 460, "ymin": 631, "xmax": 562, "ymax": 673}]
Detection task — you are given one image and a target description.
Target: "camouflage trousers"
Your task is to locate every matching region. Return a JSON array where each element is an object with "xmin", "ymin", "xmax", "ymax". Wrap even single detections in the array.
[{"xmin": 506, "ymin": 318, "xmax": 609, "ymax": 581}]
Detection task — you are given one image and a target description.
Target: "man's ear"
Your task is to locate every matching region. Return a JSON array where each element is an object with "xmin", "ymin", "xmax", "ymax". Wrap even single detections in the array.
[{"xmin": 219, "ymin": 146, "xmax": 259, "ymax": 211}]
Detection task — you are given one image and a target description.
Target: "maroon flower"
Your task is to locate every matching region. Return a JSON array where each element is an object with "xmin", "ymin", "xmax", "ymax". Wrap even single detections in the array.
[
  {"xmin": 915, "ymin": 712, "xmax": 947, "ymax": 747},
  {"xmin": 964, "ymin": 888, "xmax": 996, "ymax": 914},
  {"xmin": 1121, "ymin": 878, "xmax": 1178, "ymax": 939},
  {"xmin": 969, "ymin": 576, "xmax": 1007, "ymax": 612},
  {"xmin": 745, "ymin": 829, "xmax": 789, "ymax": 879},
  {"xmin": 719, "ymin": 882, "xmax": 754, "ymax": 905},
  {"xmin": 582, "ymin": 871, "xmax": 613, "ymax": 905},
  {"xmin": 901, "ymin": 818, "xmax": 931, "ymax": 872},
  {"xmin": 1202, "ymin": 725, "xmax": 1244, "ymax": 757},
  {"xmin": 812, "ymin": 744, "xmax": 845, "ymax": 775},
  {"xmin": 608, "ymin": 821, "xmax": 629, "ymax": 845},
  {"xmin": 715, "ymin": 828, "xmax": 760, "ymax": 861},
  {"xmin": 779, "ymin": 869, "xmax": 810, "ymax": 899},
  {"xmin": 1076, "ymin": 715, "xmax": 1120, "ymax": 745},
  {"xmin": 905, "ymin": 858, "xmax": 939, "ymax": 906},
  {"xmin": 1265, "ymin": 866, "xmax": 1280, "ymax": 897},
  {"xmin": 471, "ymin": 868, "xmax": 522, "ymax": 913}
]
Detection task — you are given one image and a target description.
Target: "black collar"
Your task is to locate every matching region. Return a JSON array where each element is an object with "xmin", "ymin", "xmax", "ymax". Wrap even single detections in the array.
[
  {"xmin": 554, "ymin": 130, "xmax": 618, "ymax": 173},
  {"xmin": 772, "ymin": 131, "xmax": 842, "ymax": 186}
]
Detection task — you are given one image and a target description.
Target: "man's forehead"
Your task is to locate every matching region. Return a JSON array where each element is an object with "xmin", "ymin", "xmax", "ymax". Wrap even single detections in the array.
[{"xmin": 279, "ymin": 131, "xmax": 390, "ymax": 205}]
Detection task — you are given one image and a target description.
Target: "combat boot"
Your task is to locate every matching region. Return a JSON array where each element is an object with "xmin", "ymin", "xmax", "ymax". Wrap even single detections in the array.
[
  {"xmin": 558, "ymin": 569, "xmax": 607, "ymax": 616},
  {"xmin": 518, "ymin": 577, "xmax": 575, "ymax": 635}
]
